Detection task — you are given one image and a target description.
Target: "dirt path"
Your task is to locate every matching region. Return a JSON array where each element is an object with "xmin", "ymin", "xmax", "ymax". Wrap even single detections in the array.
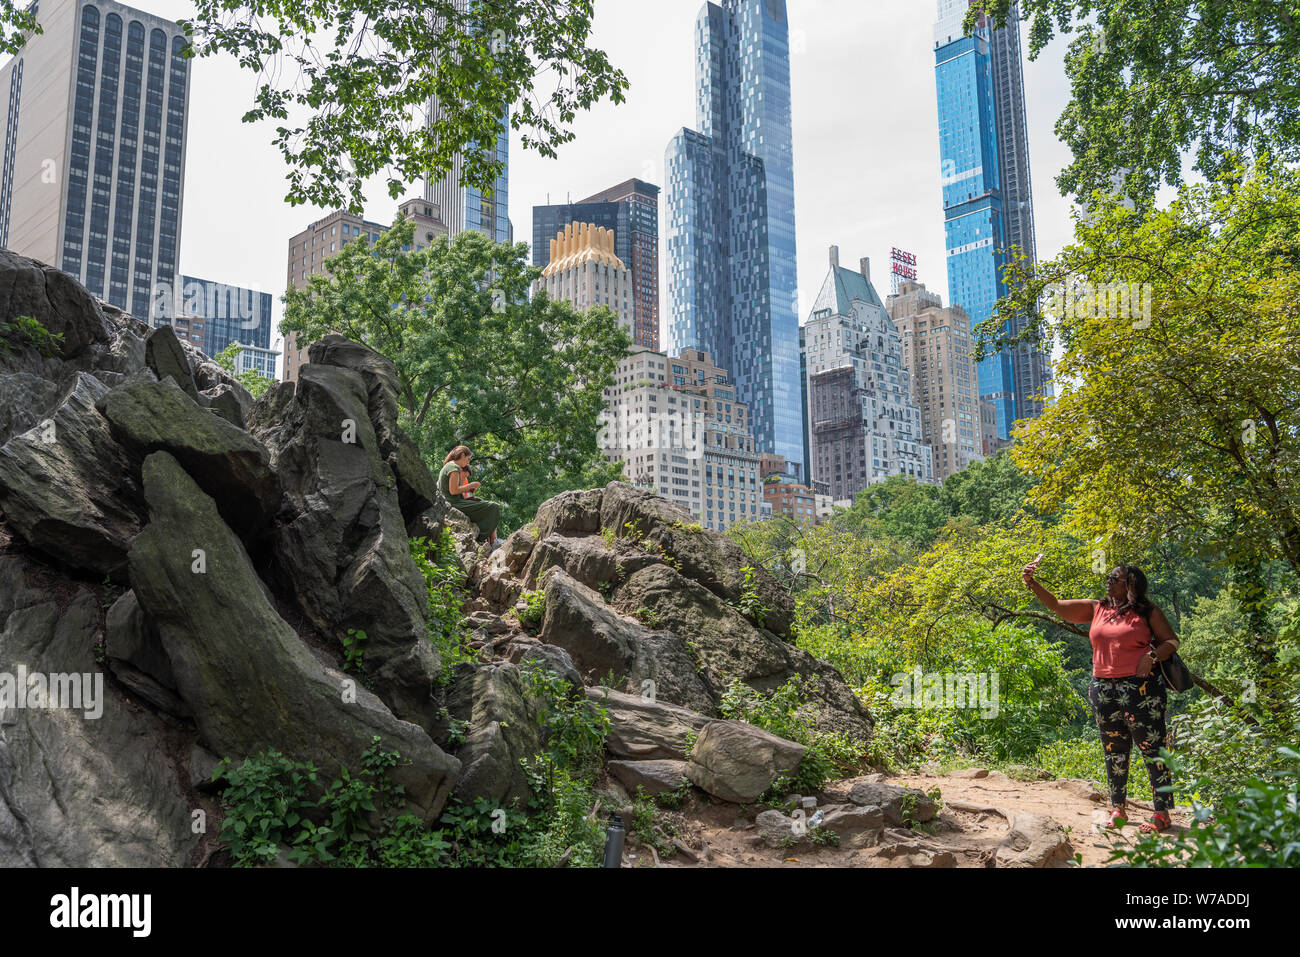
[{"xmin": 630, "ymin": 770, "xmax": 1192, "ymax": 868}]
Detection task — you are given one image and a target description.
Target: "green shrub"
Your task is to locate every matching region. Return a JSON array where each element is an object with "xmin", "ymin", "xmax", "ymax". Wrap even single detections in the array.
[
  {"xmin": 1107, "ymin": 747, "xmax": 1300, "ymax": 868},
  {"xmin": 518, "ymin": 589, "xmax": 546, "ymax": 629},
  {"xmin": 410, "ymin": 529, "xmax": 471, "ymax": 674}
]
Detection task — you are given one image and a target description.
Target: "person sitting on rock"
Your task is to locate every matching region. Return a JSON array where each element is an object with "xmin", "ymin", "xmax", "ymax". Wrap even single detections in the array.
[{"xmin": 438, "ymin": 445, "xmax": 501, "ymax": 547}]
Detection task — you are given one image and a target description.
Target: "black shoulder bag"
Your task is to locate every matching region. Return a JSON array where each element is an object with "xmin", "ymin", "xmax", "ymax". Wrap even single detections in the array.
[{"xmin": 1139, "ymin": 607, "xmax": 1193, "ymax": 692}]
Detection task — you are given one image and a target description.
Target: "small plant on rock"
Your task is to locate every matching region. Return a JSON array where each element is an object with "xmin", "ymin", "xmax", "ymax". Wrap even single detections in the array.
[{"xmin": 518, "ymin": 589, "xmax": 546, "ymax": 629}]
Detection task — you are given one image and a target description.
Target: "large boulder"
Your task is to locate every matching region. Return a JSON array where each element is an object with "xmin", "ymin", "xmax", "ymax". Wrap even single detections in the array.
[
  {"xmin": 538, "ymin": 569, "xmax": 716, "ymax": 714},
  {"xmin": 144, "ymin": 324, "xmax": 199, "ymax": 399},
  {"xmin": 127, "ymin": 451, "xmax": 459, "ymax": 819},
  {"xmin": 0, "ymin": 551, "xmax": 198, "ymax": 866},
  {"xmin": 685, "ymin": 719, "xmax": 806, "ymax": 804},
  {"xmin": 98, "ymin": 376, "xmax": 280, "ymax": 535},
  {"xmin": 0, "ymin": 373, "xmax": 143, "ymax": 579},
  {"xmin": 599, "ymin": 482, "xmax": 794, "ymax": 637},
  {"xmin": 0, "ymin": 249, "xmax": 112, "ymax": 359},
  {"xmin": 443, "ymin": 661, "xmax": 545, "ymax": 806},
  {"xmin": 617, "ymin": 562, "xmax": 872, "ymax": 739},
  {"xmin": 586, "ymin": 686, "xmax": 710, "ymax": 761},
  {"xmin": 249, "ymin": 362, "xmax": 441, "ymax": 732},
  {"xmin": 308, "ymin": 335, "xmax": 439, "ymax": 532}
]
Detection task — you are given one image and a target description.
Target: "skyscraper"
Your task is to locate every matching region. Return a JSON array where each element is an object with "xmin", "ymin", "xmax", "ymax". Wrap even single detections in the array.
[
  {"xmin": 0, "ymin": 0, "xmax": 191, "ymax": 323},
  {"xmin": 533, "ymin": 178, "xmax": 660, "ymax": 349},
  {"xmin": 536, "ymin": 222, "xmax": 635, "ymax": 336},
  {"xmin": 176, "ymin": 275, "xmax": 274, "ymax": 357},
  {"xmin": 665, "ymin": 0, "xmax": 803, "ymax": 479},
  {"xmin": 934, "ymin": 0, "xmax": 1050, "ymax": 440}
]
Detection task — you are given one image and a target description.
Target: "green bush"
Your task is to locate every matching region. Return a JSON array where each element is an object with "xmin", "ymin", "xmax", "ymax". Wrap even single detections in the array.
[
  {"xmin": 518, "ymin": 589, "xmax": 546, "ymax": 629},
  {"xmin": 410, "ymin": 529, "xmax": 471, "ymax": 675},
  {"xmin": 1107, "ymin": 747, "xmax": 1300, "ymax": 867}
]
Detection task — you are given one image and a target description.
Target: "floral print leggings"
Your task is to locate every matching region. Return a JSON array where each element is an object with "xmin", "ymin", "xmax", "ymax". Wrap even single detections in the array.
[{"xmin": 1087, "ymin": 673, "xmax": 1174, "ymax": 812}]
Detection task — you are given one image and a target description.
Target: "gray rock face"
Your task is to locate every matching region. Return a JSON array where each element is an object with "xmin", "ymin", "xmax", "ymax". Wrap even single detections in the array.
[
  {"xmin": 128, "ymin": 451, "xmax": 459, "ymax": 819},
  {"xmin": 0, "ymin": 249, "xmax": 112, "ymax": 359},
  {"xmin": 586, "ymin": 686, "xmax": 710, "ymax": 761},
  {"xmin": 618, "ymin": 562, "xmax": 872, "ymax": 739},
  {"xmin": 307, "ymin": 335, "xmax": 438, "ymax": 531},
  {"xmin": 996, "ymin": 813, "xmax": 1074, "ymax": 868},
  {"xmin": 685, "ymin": 719, "xmax": 806, "ymax": 804},
  {"xmin": 846, "ymin": 780, "xmax": 938, "ymax": 826},
  {"xmin": 250, "ymin": 362, "xmax": 440, "ymax": 732},
  {"xmin": 539, "ymin": 568, "xmax": 716, "ymax": 713},
  {"xmin": 144, "ymin": 324, "xmax": 199, "ymax": 399},
  {"xmin": 105, "ymin": 590, "xmax": 190, "ymax": 718},
  {"xmin": 0, "ymin": 373, "xmax": 143, "ymax": 578},
  {"xmin": 444, "ymin": 661, "xmax": 544, "ymax": 806},
  {"xmin": 607, "ymin": 759, "xmax": 690, "ymax": 797},
  {"xmin": 0, "ymin": 553, "xmax": 198, "ymax": 866},
  {"xmin": 99, "ymin": 376, "xmax": 280, "ymax": 534},
  {"xmin": 522, "ymin": 533, "xmax": 622, "ymax": 591}
]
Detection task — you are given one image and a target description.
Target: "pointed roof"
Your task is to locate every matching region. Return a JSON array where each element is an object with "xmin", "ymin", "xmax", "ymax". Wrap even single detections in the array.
[{"xmin": 810, "ymin": 246, "xmax": 884, "ymax": 317}]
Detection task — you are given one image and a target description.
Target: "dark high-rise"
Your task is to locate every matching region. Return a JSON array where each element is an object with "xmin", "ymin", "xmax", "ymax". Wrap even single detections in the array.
[{"xmin": 532, "ymin": 178, "xmax": 660, "ymax": 349}]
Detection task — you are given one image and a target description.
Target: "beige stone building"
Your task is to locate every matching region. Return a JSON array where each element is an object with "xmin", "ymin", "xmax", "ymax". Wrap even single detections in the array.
[
  {"xmin": 600, "ymin": 347, "xmax": 762, "ymax": 531},
  {"xmin": 537, "ymin": 222, "xmax": 634, "ymax": 336},
  {"xmin": 888, "ymin": 280, "xmax": 985, "ymax": 482},
  {"xmin": 282, "ymin": 198, "xmax": 446, "ymax": 382}
]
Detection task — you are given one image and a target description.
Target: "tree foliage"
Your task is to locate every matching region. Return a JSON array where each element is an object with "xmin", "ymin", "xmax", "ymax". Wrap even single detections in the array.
[
  {"xmin": 280, "ymin": 215, "xmax": 630, "ymax": 530},
  {"xmin": 5, "ymin": 1, "xmax": 627, "ymax": 211},
  {"xmin": 970, "ymin": 0, "xmax": 1300, "ymax": 204},
  {"xmin": 989, "ymin": 166, "xmax": 1300, "ymax": 581}
]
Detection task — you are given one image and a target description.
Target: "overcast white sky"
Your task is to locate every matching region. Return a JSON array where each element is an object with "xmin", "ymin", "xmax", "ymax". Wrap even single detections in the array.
[{"xmin": 111, "ymin": 0, "xmax": 1079, "ymax": 354}]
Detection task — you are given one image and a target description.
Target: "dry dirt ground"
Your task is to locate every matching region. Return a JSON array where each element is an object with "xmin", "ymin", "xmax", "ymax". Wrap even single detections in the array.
[{"xmin": 623, "ymin": 770, "xmax": 1193, "ymax": 868}]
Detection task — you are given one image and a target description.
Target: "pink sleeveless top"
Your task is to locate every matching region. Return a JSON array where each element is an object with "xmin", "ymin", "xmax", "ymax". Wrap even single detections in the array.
[{"xmin": 1089, "ymin": 601, "xmax": 1154, "ymax": 677}]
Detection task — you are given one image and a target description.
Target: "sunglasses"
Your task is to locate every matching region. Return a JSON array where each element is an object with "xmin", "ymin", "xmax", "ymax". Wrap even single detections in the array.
[{"xmin": 1106, "ymin": 572, "xmax": 1125, "ymax": 583}]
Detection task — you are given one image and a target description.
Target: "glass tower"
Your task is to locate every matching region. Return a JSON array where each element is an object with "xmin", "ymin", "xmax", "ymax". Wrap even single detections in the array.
[
  {"xmin": 665, "ymin": 0, "xmax": 803, "ymax": 477},
  {"xmin": 934, "ymin": 0, "xmax": 1050, "ymax": 440}
]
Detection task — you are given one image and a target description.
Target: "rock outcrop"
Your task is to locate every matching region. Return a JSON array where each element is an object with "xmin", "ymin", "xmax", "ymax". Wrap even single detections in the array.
[{"xmin": 0, "ymin": 253, "xmax": 880, "ymax": 866}]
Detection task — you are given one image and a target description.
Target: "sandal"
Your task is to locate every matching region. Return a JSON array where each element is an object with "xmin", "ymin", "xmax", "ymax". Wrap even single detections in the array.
[
  {"xmin": 1139, "ymin": 810, "xmax": 1172, "ymax": 834},
  {"xmin": 1107, "ymin": 807, "xmax": 1128, "ymax": 829}
]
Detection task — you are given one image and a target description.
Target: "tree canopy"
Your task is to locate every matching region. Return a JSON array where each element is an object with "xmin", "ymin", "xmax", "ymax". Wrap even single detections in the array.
[
  {"xmin": 970, "ymin": 0, "xmax": 1300, "ymax": 205},
  {"xmin": 280, "ymin": 215, "xmax": 631, "ymax": 530},
  {"xmin": 3, "ymin": 1, "xmax": 628, "ymax": 212}
]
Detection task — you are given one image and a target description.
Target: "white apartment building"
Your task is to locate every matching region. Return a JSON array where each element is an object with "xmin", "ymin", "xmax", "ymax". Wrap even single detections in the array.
[
  {"xmin": 803, "ymin": 246, "xmax": 935, "ymax": 500},
  {"xmin": 601, "ymin": 347, "xmax": 763, "ymax": 531}
]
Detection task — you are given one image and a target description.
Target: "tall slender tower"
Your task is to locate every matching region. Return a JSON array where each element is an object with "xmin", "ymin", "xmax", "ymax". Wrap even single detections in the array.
[
  {"xmin": 934, "ymin": 0, "xmax": 1050, "ymax": 439},
  {"xmin": 665, "ymin": 0, "xmax": 803, "ymax": 479},
  {"xmin": 0, "ymin": 0, "xmax": 191, "ymax": 323}
]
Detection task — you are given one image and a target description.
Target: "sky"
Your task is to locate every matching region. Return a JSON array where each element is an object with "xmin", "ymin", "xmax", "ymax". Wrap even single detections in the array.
[{"xmin": 74, "ymin": 0, "xmax": 1080, "ymax": 358}]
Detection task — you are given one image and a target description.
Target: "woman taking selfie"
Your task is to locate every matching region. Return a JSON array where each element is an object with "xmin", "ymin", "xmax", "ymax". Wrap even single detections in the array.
[
  {"xmin": 437, "ymin": 445, "xmax": 502, "ymax": 547},
  {"xmin": 1022, "ymin": 556, "xmax": 1179, "ymax": 832}
]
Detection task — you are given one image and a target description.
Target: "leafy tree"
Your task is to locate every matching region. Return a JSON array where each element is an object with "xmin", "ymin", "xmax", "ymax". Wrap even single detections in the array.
[
  {"xmin": 5, "ymin": 2, "xmax": 628, "ymax": 212},
  {"xmin": 832, "ymin": 475, "xmax": 949, "ymax": 547},
  {"xmin": 215, "ymin": 341, "xmax": 275, "ymax": 399},
  {"xmin": 280, "ymin": 214, "xmax": 630, "ymax": 530},
  {"xmin": 937, "ymin": 450, "xmax": 1038, "ymax": 527},
  {"xmin": 969, "ymin": 0, "xmax": 1300, "ymax": 204},
  {"xmin": 988, "ymin": 167, "xmax": 1300, "ymax": 591}
]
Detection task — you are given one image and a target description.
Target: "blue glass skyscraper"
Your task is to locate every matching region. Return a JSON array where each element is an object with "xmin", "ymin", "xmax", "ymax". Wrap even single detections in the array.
[
  {"xmin": 934, "ymin": 0, "xmax": 1050, "ymax": 440},
  {"xmin": 665, "ymin": 0, "xmax": 803, "ymax": 477}
]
